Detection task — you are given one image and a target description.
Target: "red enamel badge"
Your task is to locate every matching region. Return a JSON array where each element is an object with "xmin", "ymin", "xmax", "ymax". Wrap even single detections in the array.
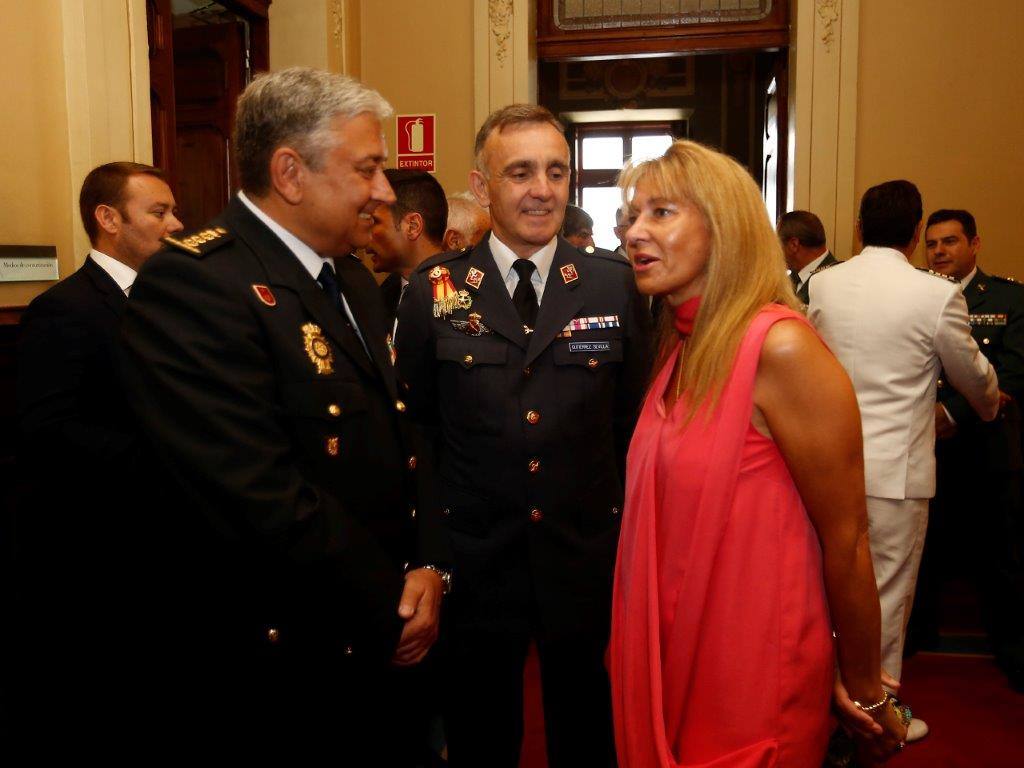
[
  {"xmin": 560, "ymin": 263, "xmax": 579, "ymax": 284},
  {"xmin": 466, "ymin": 267, "xmax": 485, "ymax": 290},
  {"xmin": 252, "ymin": 284, "xmax": 276, "ymax": 306}
]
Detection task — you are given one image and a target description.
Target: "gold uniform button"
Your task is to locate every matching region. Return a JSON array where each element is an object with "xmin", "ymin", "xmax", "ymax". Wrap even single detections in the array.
[
  {"xmin": 526, "ymin": 410, "xmax": 540, "ymax": 425},
  {"xmin": 442, "ymin": 507, "xmax": 451, "ymax": 516},
  {"xmin": 395, "ymin": 400, "xmax": 407, "ymax": 413},
  {"xmin": 937, "ymin": 378, "xmax": 945, "ymax": 389},
  {"xmin": 410, "ymin": 508, "xmax": 417, "ymax": 519},
  {"xmin": 408, "ymin": 455, "xmax": 418, "ymax": 470},
  {"xmin": 529, "ymin": 508, "xmax": 543, "ymax": 522},
  {"xmin": 612, "ymin": 507, "xmax": 620, "ymax": 515},
  {"xmin": 587, "ymin": 357, "xmax": 599, "ymax": 369},
  {"xmin": 523, "ymin": 367, "xmax": 532, "ymax": 377},
  {"xmin": 267, "ymin": 627, "xmax": 280, "ymax": 644},
  {"xmin": 983, "ymin": 338, "xmax": 991, "ymax": 345},
  {"xmin": 463, "ymin": 354, "xmax": 474, "ymax": 366},
  {"xmin": 327, "ymin": 403, "xmax": 342, "ymax": 417},
  {"xmin": 528, "ymin": 459, "xmax": 540, "ymax": 473},
  {"xmin": 326, "ymin": 436, "xmax": 340, "ymax": 456}
]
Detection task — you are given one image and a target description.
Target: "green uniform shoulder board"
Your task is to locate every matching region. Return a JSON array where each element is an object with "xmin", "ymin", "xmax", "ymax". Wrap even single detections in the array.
[
  {"xmin": 416, "ymin": 247, "xmax": 468, "ymax": 274},
  {"xmin": 809, "ymin": 260, "xmax": 840, "ymax": 277},
  {"xmin": 586, "ymin": 246, "xmax": 630, "ymax": 266},
  {"xmin": 917, "ymin": 267, "xmax": 958, "ymax": 283},
  {"xmin": 162, "ymin": 227, "xmax": 233, "ymax": 257},
  {"xmin": 991, "ymin": 274, "xmax": 1019, "ymax": 285}
]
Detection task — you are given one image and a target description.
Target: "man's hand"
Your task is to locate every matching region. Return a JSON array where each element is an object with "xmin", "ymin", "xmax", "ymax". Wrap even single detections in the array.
[
  {"xmin": 935, "ymin": 403, "xmax": 957, "ymax": 439},
  {"xmin": 391, "ymin": 567, "xmax": 443, "ymax": 667}
]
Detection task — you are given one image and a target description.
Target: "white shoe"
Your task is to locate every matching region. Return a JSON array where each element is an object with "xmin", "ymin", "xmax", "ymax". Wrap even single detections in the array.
[{"xmin": 906, "ymin": 718, "xmax": 929, "ymax": 743}]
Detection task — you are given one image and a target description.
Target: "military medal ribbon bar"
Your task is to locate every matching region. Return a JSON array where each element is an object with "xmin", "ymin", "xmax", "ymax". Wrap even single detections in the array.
[{"xmin": 557, "ymin": 314, "xmax": 621, "ymax": 338}]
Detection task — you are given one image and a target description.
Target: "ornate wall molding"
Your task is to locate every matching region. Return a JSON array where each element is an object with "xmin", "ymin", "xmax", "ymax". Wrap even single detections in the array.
[
  {"xmin": 489, "ymin": 0, "xmax": 513, "ymax": 66},
  {"xmin": 816, "ymin": 0, "xmax": 841, "ymax": 52}
]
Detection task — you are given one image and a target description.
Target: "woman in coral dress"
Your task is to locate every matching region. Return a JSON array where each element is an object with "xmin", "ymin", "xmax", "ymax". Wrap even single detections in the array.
[{"xmin": 609, "ymin": 141, "xmax": 908, "ymax": 767}]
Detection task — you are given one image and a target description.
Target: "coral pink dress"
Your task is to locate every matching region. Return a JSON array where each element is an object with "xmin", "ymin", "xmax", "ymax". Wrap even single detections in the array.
[{"xmin": 609, "ymin": 303, "xmax": 834, "ymax": 767}]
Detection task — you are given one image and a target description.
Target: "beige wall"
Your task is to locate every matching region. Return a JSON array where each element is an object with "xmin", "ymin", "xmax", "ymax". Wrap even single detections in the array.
[
  {"xmin": 0, "ymin": 0, "xmax": 73, "ymax": 308},
  {"xmin": 0, "ymin": 0, "xmax": 147, "ymax": 308},
  {"xmin": 359, "ymin": 0, "xmax": 477, "ymax": 198},
  {"xmin": 269, "ymin": 0, "xmax": 329, "ymax": 71},
  {"xmin": 855, "ymin": 0, "xmax": 1024, "ymax": 275}
]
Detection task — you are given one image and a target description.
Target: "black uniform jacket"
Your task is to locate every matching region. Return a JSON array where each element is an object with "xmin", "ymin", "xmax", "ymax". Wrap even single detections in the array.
[
  {"xmin": 16, "ymin": 257, "xmax": 139, "ymax": 619},
  {"xmin": 380, "ymin": 271, "xmax": 404, "ymax": 329},
  {"xmin": 939, "ymin": 269, "xmax": 1024, "ymax": 471},
  {"xmin": 396, "ymin": 236, "xmax": 652, "ymax": 639},
  {"xmin": 119, "ymin": 196, "xmax": 449, "ymax": 663}
]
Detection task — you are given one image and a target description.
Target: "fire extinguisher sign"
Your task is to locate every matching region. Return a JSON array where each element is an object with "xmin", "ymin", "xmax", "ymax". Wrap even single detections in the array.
[{"xmin": 396, "ymin": 114, "xmax": 436, "ymax": 172}]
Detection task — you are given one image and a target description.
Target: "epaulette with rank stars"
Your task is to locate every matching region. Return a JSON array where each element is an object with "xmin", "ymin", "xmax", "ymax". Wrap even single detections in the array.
[
  {"xmin": 917, "ymin": 267, "xmax": 958, "ymax": 283},
  {"xmin": 991, "ymin": 274, "xmax": 1020, "ymax": 285},
  {"xmin": 162, "ymin": 226, "xmax": 232, "ymax": 257}
]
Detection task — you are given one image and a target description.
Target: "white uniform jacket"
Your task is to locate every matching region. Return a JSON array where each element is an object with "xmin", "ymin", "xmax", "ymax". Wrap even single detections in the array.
[{"xmin": 808, "ymin": 245, "xmax": 999, "ymax": 500}]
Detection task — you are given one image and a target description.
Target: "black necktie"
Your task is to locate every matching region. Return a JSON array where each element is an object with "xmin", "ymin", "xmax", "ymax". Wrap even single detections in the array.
[
  {"xmin": 512, "ymin": 259, "xmax": 539, "ymax": 329},
  {"xmin": 318, "ymin": 262, "xmax": 344, "ymax": 313},
  {"xmin": 788, "ymin": 269, "xmax": 801, "ymax": 291}
]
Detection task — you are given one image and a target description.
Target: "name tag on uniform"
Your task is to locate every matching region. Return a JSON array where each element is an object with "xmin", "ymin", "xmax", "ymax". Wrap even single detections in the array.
[
  {"xmin": 569, "ymin": 341, "xmax": 611, "ymax": 353},
  {"xmin": 969, "ymin": 313, "xmax": 1007, "ymax": 326},
  {"xmin": 557, "ymin": 314, "xmax": 620, "ymax": 338}
]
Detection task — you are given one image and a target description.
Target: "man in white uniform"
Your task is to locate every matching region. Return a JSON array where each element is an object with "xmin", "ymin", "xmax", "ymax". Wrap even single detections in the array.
[{"xmin": 808, "ymin": 179, "xmax": 1000, "ymax": 742}]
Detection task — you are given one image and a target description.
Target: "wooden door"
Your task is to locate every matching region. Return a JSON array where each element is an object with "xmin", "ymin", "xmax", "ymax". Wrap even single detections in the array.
[
  {"xmin": 172, "ymin": 22, "xmax": 246, "ymax": 228},
  {"xmin": 147, "ymin": 0, "xmax": 177, "ymax": 190}
]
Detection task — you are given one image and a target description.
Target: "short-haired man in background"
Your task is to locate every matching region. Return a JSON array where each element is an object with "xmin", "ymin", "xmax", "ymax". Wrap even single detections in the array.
[
  {"xmin": 561, "ymin": 202, "xmax": 595, "ymax": 250},
  {"xmin": 809, "ymin": 181, "xmax": 1000, "ymax": 743},
  {"xmin": 443, "ymin": 190, "xmax": 491, "ymax": 252},
  {"xmin": 14, "ymin": 161, "xmax": 182, "ymax": 749},
  {"xmin": 118, "ymin": 68, "xmax": 449, "ymax": 758},
  {"xmin": 368, "ymin": 168, "xmax": 448, "ymax": 331},
  {"xmin": 777, "ymin": 209, "xmax": 838, "ymax": 304},
  {"xmin": 397, "ymin": 103, "xmax": 651, "ymax": 767},
  {"xmin": 915, "ymin": 209, "xmax": 1024, "ymax": 690}
]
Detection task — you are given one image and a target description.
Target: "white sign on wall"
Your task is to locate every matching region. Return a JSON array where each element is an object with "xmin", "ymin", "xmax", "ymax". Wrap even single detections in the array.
[{"xmin": 0, "ymin": 246, "xmax": 59, "ymax": 282}]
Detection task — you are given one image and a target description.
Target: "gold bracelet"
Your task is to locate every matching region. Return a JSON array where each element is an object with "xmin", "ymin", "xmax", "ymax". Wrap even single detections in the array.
[{"xmin": 853, "ymin": 691, "xmax": 890, "ymax": 713}]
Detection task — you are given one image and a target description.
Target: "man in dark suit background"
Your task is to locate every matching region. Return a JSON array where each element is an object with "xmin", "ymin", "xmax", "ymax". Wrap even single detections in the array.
[
  {"xmin": 397, "ymin": 104, "xmax": 652, "ymax": 768},
  {"xmin": 915, "ymin": 208, "xmax": 1024, "ymax": 689},
  {"xmin": 778, "ymin": 209, "xmax": 839, "ymax": 303},
  {"xmin": 118, "ymin": 68, "xmax": 449, "ymax": 757},
  {"xmin": 367, "ymin": 168, "xmax": 448, "ymax": 334},
  {"xmin": 13, "ymin": 161, "xmax": 183, "ymax": 746}
]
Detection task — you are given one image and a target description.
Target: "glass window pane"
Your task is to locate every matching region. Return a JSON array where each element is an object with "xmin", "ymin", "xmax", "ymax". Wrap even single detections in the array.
[
  {"xmin": 630, "ymin": 134, "xmax": 674, "ymax": 163},
  {"xmin": 581, "ymin": 186, "xmax": 626, "ymax": 252},
  {"xmin": 581, "ymin": 136, "xmax": 624, "ymax": 170}
]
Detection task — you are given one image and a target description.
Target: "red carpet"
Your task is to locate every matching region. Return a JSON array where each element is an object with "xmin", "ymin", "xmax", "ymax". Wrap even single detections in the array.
[{"xmin": 519, "ymin": 649, "xmax": 1023, "ymax": 767}]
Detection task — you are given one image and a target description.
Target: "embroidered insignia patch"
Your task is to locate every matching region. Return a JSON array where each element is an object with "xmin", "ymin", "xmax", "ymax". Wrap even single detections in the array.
[
  {"xmin": 560, "ymin": 263, "xmax": 579, "ymax": 284},
  {"xmin": 252, "ymin": 284, "xmax": 276, "ymax": 307},
  {"xmin": 465, "ymin": 267, "xmax": 485, "ymax": 290},
  {"xmin": 301, "ymin": 322, "xmax": 334, "ymax": 375},
  {"xmin": 450, "ymin": 312, "xmax": 492, "ymax": 336}
]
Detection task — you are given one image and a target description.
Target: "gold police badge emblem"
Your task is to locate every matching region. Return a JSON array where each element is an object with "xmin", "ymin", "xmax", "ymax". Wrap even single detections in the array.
[{"xmin": 302, "ymin": 322, "xmax": 334, "ymax": 374}]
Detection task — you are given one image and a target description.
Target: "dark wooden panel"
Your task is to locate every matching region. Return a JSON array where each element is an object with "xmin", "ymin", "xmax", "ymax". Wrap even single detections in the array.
[
  {"xmin": 536, "ymin": 0, "xmax": 788, "ymax": 61},
  {"xmin": 147, "ymin": 0, "xmax": 178, "ymax": 190}
]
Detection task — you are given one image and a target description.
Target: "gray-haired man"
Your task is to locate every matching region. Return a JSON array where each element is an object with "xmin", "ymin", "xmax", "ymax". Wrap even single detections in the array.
[{"xmin": 119, "ymin": 67, "xmax": 449, "ymax": 757}]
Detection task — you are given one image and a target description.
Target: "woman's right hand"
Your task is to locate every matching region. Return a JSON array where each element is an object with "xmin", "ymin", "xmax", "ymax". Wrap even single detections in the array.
[{"xmin": 854, "ymin": 699, "xmax": 908, "ymax": 765}]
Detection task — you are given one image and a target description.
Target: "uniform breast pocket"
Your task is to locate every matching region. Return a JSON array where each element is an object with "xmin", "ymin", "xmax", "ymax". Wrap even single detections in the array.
[
  {"xmin": 552, "ymin": 337, "xmax": 624, "ymax": 423},
  {"xmin": 283, "ymin": 381, "xmax": 370, "ymax": 462},
  {"xmin": 436, "ymin": 337, "xmax": 508, "ymax": 435}
]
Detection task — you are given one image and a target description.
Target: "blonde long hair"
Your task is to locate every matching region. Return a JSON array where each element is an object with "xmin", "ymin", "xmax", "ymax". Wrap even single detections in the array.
[{"xmin": 619, "ymin": 140, "xmax": 801, "ymax": 417}]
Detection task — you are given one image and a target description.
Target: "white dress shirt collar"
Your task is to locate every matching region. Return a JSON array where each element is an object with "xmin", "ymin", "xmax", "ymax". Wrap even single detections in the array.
[
  {"xmin": 489, "ymin": 233, "xmax": 558, "ymax": 301},
  {"xmin": 89, "ymin": 249, "xmax": 137, "ymax": 296},
  {"xmin": 237, "ymin": 190, "xmax": 333, "ymax": 281},
  {"xmin": 796, "ymin": 250, "xmax": 829, "ymax": 288}
]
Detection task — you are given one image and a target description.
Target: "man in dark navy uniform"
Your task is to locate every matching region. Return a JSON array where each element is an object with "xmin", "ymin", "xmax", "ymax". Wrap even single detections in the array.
[
  {"xmin": 917, "ymin": 208, "xmax": 1024, "ymax": 689},
  {"xmin": 397, "ymin": 104, "xmax": 652, "ymax": 767},
  {"xmin": 118, "ymin": 68, "xmax": 449, "ymax": 758}
]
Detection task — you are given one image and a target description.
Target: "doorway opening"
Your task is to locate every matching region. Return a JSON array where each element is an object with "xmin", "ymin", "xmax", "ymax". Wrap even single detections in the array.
[{"xmin": 147, "ymin": 0, "xmax": 270, "ymax": 228}]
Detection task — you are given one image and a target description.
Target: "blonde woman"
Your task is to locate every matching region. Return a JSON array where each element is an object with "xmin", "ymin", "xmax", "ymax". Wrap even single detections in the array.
[{"xmin": 608, "ymin": 141, "xmax": 908, "ymax": 767}]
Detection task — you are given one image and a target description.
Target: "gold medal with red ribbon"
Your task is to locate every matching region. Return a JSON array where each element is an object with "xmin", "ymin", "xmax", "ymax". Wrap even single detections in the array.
[{"xmin": 429, "ymin": 265, "xmax": 473, "ymax": 318}]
